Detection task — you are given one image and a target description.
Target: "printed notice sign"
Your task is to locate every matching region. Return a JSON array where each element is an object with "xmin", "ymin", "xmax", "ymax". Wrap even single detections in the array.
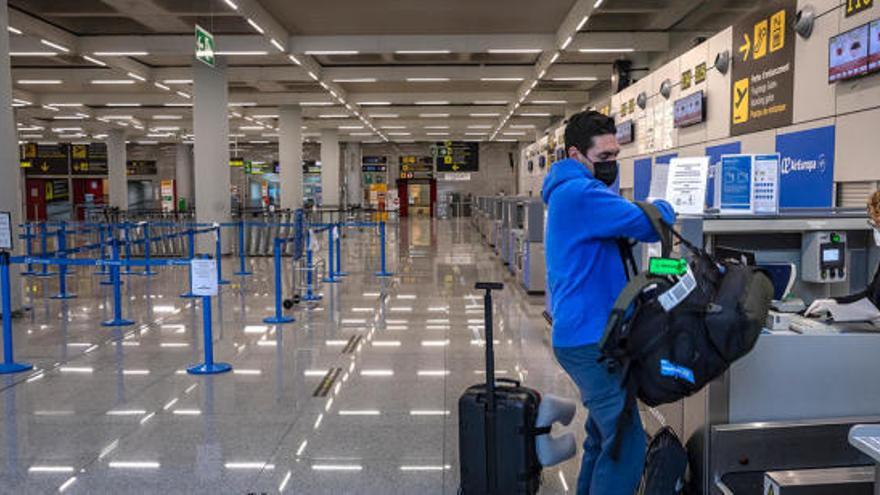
[
  {"xmin": 720, "ymin": 155, "xmax": 754, "ymax": 214},
  {"xmin": 190, "ymin": 259, "xmax": 218, "ymax": 296},
  {"xmin": 752, "ymin": 154, "xmax": 780, "ymax": 214},
  {"xmin": 664, "ymin": 157, "xmax": 709, "ymax": 216},
  {"xmin": 0, "ymin": 211, "xmax": 11, "ymax": 250}
]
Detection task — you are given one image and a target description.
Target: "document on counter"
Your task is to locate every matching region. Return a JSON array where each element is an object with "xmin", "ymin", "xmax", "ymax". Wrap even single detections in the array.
[{"xmin": 828, "ymin": 298, "xmax": 880, "ymax": 323}]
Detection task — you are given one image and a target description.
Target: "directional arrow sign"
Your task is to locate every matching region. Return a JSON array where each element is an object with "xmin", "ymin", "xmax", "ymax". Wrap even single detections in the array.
[{"xmin": 739, "ymin": 33, "xmax": 751, "ymax": 61}]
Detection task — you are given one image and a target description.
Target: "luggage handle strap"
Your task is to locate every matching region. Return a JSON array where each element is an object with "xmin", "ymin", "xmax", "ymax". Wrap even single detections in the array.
[
  {"xmin": 634, "ymin": 200, "xmax": 707, "ymax": 259},
  {"xmin": 634, "ymin": 201, "xmax": 673, "ymax": 258}
]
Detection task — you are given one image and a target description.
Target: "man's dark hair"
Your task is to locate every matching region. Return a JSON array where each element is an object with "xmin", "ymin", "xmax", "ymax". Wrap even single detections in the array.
[{"xmin": 564, "ymin": 110, "xmax": 616, "ymax": 154}]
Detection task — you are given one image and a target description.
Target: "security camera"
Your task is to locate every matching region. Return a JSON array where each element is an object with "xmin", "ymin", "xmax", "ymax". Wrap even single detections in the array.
[
  {"xmin": 794, "ymin": 5, "xmax": 815, "ymax": 39},
  {"xmin": 714, "ymin": 50, "xmax": 731, "ymax": 75}
]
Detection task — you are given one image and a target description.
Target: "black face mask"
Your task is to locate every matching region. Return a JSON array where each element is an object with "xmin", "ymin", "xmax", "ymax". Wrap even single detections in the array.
[{"xmin": 592, "ymin": 160, "xmax": 619, "ymax": 187}]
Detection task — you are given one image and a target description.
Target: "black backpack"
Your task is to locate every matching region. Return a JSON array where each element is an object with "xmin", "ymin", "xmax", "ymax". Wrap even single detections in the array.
[
  {"xmin": 599, "ymin": 202, "xmax": 773, "ymax": 454},
  {"xmin": 639, "ymin": 426, "xmax": 688, "ymax": 495}
]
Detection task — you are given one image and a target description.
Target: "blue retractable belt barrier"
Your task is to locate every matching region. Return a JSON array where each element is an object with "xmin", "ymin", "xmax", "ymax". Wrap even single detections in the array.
[
  {"xmin": 101, "ymin": 238, "xmax": 134, "ymax": 327},
  {"xmin": 264, "ymin": 237, "xmax": 295, "ymax": 324},
  {"xmin": 376, "ymin": 220, "xmax": 393, "ymax": 278},
  {"xmin": 0, "ymin": 251, "xmax": 33, "ymax": 374}
]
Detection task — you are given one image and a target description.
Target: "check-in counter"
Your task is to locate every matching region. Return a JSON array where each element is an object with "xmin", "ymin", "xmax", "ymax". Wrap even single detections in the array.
[
  {"xmin": 511, "ymin": 198, "xmax": 545, "ymax": 294},
  {"xmin": 640, "ymin": 211, "xmax": 880, "ymax": 494}
]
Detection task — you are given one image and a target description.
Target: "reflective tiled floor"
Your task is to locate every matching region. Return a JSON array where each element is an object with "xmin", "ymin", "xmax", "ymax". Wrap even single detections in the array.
[{"xmin": 0, "ymin": 218, "xmax": 584, "ymax": 494}]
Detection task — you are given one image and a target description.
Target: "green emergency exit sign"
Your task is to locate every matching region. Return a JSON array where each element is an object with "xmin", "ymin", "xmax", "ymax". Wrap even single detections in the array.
[{"xmin": 195, "ymin": 24, "xmax": 215, "ymax": 67}]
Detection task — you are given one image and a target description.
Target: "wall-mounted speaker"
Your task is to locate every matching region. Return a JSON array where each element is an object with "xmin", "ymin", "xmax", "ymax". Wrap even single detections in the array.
[{"xmin": 611, "ymin": 59, "xmax": 633, "ymax": 93}]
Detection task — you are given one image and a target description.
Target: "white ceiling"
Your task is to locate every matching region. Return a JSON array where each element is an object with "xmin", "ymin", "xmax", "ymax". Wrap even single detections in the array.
[{"xmin": 7, "ymin": 0, "xmax": 763, "ymax": 145}]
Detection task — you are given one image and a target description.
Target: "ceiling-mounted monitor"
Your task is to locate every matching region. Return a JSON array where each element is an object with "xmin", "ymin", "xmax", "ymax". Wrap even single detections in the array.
[
  {"xmin": 673, "ymin": 90, "xmax": 705, "ymax": 128},
  {"xmin": 615, "ymin": 119, "xmax": 634, "ymax": 144},
  {"xmin": 869, "ymin": 19, "xmax": 880, "ymax": 74},
  {"xmin": 829, "ymin": 23, "xmax": 869, "ymax": 83}
]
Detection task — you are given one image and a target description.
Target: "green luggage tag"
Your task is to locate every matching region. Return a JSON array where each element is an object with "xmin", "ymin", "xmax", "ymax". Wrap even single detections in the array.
[{"xmin": 649, "ymin": 257, "xmax": 688, "ymax": 276}]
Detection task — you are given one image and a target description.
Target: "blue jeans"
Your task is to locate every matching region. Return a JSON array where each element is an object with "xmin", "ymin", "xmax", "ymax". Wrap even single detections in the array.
[{"xmin": 554, "ymin": 344, "xmax": 646, "ymax": 495}]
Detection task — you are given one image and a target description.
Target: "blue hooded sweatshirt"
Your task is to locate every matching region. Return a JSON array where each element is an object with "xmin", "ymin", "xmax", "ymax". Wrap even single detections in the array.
[{"xmin": 542, "ymin": 158, "xmax": 670, "ymax": 348}]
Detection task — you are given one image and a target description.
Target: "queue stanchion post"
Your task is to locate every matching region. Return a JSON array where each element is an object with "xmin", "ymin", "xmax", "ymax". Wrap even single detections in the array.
[
  {"xmin": 21, "ymin": 224, "xmax": 36, "ymax": 276},
  {"xmin": 264, "ymin": 238, "xmax": 295, "ymax": 324},
  {"xmin": 234, "ymin": 220, "xmax": 251, "ymax": 276},
  {"xmin": 51, "ymin": 223, "xmax": 75, "ymax": 300},
  {"xmin": 141, "ymin": 222, "xmax": 157, "ymax": 276},
  {"xmin": 375, "ymin": 219, "xmax": 393, "ymax": 278},
  {"xmin": 37, "ymin": 223, "xmax": 54, "ymax": 278},
  {"xmin": 187, "ymin": 256, "xmax": 232, "ymax": 375},
  {"xmin": 215, "ymin": 224, "xmax": 230, "ymax": 285},
  {"xmin": 101, "ymin": 238, "xmax": 134, "ymax": 327},
  {"xmin": 122, "ymin": 222, "xmax": 135, "ymax": 275},
  {"xmin": 96, "ymin": 223, "xmax": 109, "ymax": 276},
  {"xmin": 99, "ymin": 225, "xmax": 115, "ymax": 286},
  {"xmin": 0, "ymin": 251, "xmax": 33, "ymax": 374},
  {"xmin": 323, "ymin": 226, "xmax": 338, "ymax": 283},
  {"xmin": 180, "ymin": 228, "xmax": 197, "ymax": 298},
  {"xmin": 334, "ymin": 223, "xmax": 347, "ymax": 277},
  {"xmin": 301, "ymin": 229, "xmax": 321, "ymax": 302}
]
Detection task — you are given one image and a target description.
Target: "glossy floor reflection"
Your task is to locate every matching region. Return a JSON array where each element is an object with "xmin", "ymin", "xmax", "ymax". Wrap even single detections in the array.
[{"xmin": 0, "ymin": 218, "xmax": 584, "ymax": 494}]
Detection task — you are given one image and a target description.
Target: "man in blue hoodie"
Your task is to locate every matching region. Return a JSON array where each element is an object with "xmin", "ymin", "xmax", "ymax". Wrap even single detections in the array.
[{"xmin": 542, "ymin": 111, "xmax": 675, "ymax": 494}]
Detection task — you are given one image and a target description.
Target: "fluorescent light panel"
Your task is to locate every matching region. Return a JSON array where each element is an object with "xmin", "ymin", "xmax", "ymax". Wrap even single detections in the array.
[
  {"xmin": 93, "ymin": 51, "xmax": 148, "ymax": 56},
  {"xmin": 246, "ymin": 18, "xmax": 264, "ymax": 34},
  {"xmin": 40, "ymin": 39, "xmax": 69, "ymax": 53}
]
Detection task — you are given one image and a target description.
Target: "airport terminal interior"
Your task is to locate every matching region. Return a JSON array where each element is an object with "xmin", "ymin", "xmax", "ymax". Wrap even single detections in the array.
[{"xmin": 1, "ymin": 0, "xmax": 880, "ymax": 493}]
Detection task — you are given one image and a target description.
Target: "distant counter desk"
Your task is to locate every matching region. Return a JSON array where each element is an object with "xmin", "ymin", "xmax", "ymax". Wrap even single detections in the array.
[{"xmin": 648, "ymin": 209, "xmax": 880, "ymax": 495}]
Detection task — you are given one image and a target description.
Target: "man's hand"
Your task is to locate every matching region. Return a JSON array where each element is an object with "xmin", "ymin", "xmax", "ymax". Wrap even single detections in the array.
[
  {"xmin": 651, "ymin": 199, "xmax": 677, "ymax": 226},
  {"xmin": 805, "ymin": 298, "xmax": 835, "ymax": 317}
]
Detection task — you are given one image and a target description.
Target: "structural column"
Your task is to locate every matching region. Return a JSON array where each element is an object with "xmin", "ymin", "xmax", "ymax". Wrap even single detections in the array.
[
  {"xmin": 278, "ymin": 106, "xmax": 303, "ymax": 210},
  {"xmin": 0, "ymin": 0, "xmax": 23, "ymax": 309},
  {"xmin": 193, "ymin": 58, "xmax": 231, "ymax": 253},
  {"xmin": 106, "ymin": 129, "xmax": 127, "ymax": 210},
  {"xmin": 174, "ymin": 143, "xmax": 194, "ymax": 210},
  {"xmin": 343, "ymin": 142, "xmax": 362, "ymax": 208},
  {"xmin": 320, "ymin": 129, "xmax": 340, "ymax": 207}
]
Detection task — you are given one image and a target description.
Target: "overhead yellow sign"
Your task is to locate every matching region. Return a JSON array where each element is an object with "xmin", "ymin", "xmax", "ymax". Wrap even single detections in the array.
[
  {"xmin": 730, "ymin": 0, "xmax": 795, "ymax": 136},
  {"xmin": 732, "ymin": 78, "xmax": 750, "ymax": 124}
]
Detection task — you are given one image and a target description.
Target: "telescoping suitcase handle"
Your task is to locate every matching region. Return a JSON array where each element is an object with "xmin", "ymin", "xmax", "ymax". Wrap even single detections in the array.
[
  {"xmin": 475, "ymin": 281, "xmax": 503, "ymax": 495},
  {"xmin": 475, "ymin": 282, "xmax": 503, "ymax": 401}
]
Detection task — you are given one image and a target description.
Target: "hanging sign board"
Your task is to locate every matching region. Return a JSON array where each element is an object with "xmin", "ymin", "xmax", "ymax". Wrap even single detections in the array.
[
  {"xmin": 25, "ymin": 143, "xmax": 70, "ymax": 175},
  {"xmin": 0, "ymin": 211, "xmax": 12, "ymax": 250},
  {"xmin": 195, "ymin": 24, "xmax": 215, "ymax": 67},
  {"xmin": 730, "ymin": 0, "xmax": 796, "ymax": 136},
  {"xmin": 664, "ymin": 157, "xmax": 709, "ymax": 215},
  {"xmin": 719, "ymin": 154, "xmax": 754, "ymax": 214},
  {"xmin": 435, "ymin": 141, "xmax": 479, "ymax": 172},
  {"xmin": 191, "ymin": 259, "xmax": 218, "ymax": 296}
]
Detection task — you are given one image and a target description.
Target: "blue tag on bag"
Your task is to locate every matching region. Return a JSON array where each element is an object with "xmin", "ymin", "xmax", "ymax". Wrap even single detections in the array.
[{"xmin": 660, "ymin": 359, "xmax": 696, "ymax": 384}]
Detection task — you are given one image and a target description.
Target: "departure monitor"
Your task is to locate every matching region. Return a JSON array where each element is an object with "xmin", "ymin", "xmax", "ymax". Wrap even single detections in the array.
[
  {"xmin": 616, "ymin": 119, "xmax": 634, "ymax": 145},
  {"xmin": 673, "ymin": 91, "xmax": 705, "ymax": 128},
  {"xmin": 829, "ymin": 23, "xmax": 869, "ymax": 83},
  {"xmin": 869, "ymin": 20, "xmax": 880, "ymax": 74}
]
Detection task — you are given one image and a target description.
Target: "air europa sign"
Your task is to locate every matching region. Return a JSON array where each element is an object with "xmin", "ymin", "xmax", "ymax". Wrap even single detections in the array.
[{"xmin": 780, "ymin": 154, "xmax": 827, "ymax": 175}]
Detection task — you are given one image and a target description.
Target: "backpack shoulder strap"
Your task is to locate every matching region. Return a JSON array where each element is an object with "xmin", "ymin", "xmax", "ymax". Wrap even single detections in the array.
[
  {"xmin": 598, "ymin": 272, "xmax": 660, "ymax": 354},
  {"xmin": 616, "ymin": 238, "xmax": 638, "ymax": 281},
  {"xmin": 634, "ymin": 201, "xmax": 672, "ymax": 258}
]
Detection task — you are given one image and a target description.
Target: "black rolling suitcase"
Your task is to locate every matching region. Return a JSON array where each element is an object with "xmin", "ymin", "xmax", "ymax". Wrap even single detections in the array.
[{"xmin": 458, "ymin": 282, "xmax": 542, "ymax": 495}]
